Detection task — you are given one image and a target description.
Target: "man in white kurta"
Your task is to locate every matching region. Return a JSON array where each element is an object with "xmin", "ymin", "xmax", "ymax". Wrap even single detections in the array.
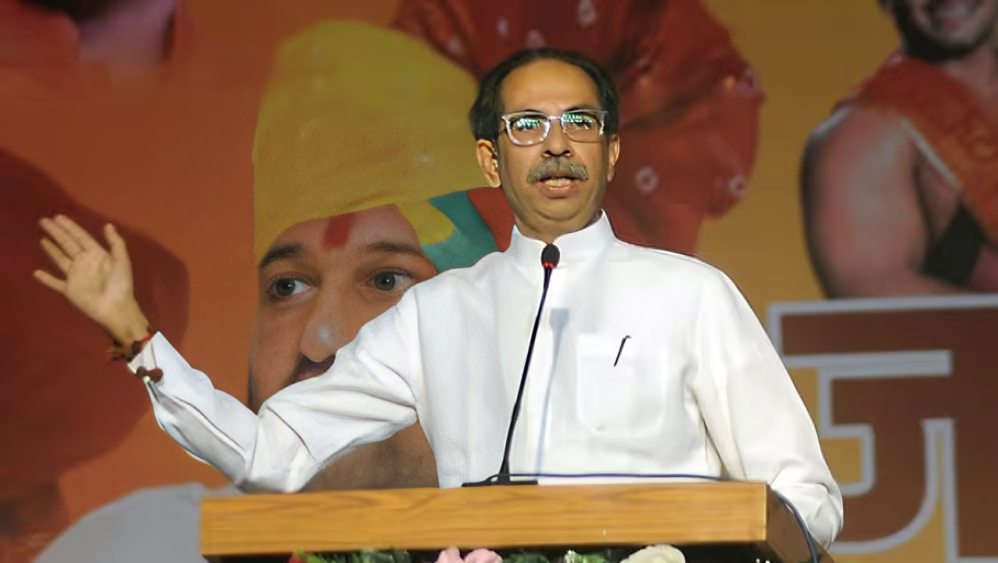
[
  {"xmin": 35, "ymin": 48, "xmax": 843, "ymax": 549},
  {"xmin": 137, "ymin": 212, "xmax": 842, "ymax": 547}
]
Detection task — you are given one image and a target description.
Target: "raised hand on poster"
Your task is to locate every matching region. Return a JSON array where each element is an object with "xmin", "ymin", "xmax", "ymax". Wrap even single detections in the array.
[{"xmin": 33, "ymin": 215, "xmax": 151, "ymax": 346}]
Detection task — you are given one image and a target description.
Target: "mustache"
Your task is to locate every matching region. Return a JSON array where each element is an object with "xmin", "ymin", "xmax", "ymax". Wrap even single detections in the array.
[{"xmin": 526, "ymin": 158, "xmax": 589, "ymax": 183}]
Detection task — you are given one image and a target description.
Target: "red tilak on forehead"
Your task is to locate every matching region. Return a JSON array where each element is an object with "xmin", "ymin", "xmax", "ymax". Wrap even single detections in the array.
[{"xmin": 322, "ymin": 213, "xmax": 357, "ymax": 249}]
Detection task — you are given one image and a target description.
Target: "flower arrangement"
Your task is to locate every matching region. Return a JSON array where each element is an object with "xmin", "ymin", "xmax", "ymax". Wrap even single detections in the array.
[{"xmin": 289, "ymin": 545, "xmax": 686, "ymax": 563}]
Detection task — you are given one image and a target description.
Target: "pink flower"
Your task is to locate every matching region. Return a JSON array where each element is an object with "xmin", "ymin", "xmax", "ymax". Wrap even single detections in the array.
[
  {"xmin": 435, "ymin": 547, "xmax": 502, "ymax": 563},
  {"xmin": 436, "ymin": 547, "xmax": 464, "ymax": 563},
  {"xmin": 463, "ymin": 549, "xmax": 502, "ymax": 563}
]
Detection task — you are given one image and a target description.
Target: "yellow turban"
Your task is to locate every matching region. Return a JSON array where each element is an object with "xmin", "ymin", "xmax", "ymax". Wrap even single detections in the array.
[{"xmin": 252, "ymin": 21, "xmax": 487, "ymax": 261}]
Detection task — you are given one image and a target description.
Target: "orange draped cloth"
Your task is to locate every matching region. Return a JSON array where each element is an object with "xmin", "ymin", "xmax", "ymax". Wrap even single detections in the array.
[
  {"xmin": 842, "ymin": 54, "xmax": 998, "ymax": 248},
  {"xmin": 393, "ymin": 0, "xmax": 763, "ymax": 254}
]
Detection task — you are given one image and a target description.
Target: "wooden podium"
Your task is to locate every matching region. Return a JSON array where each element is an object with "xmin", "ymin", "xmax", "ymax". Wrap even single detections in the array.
[{"xmin": 201, "ymin": 482, "xmax": 833, "ymax": 563}]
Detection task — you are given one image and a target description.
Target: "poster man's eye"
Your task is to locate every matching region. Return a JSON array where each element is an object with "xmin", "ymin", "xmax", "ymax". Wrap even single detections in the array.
[
  {"xmin": 272, "ymin": 278, "xmax": 310, "ymax": 298},
  {"xmin": 372, "ymin": 272, "xmax": 409, "ymax": 291}
]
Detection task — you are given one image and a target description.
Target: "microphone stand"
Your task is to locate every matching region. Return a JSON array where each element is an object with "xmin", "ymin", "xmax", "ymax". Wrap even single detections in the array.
[{"xmin": 464, "ymin": 244, "xmax": 560, "ymax": 487}]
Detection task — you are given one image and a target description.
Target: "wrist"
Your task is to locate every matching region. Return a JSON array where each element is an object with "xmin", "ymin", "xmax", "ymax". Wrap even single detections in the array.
[{"xmin": 107, "ymin": 301, "xmax": 152, "ymax": 346}]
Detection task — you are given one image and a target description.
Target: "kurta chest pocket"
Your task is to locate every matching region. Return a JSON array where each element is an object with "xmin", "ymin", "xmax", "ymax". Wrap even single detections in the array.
[{"xmin": 574, "ymin": 333, "xmax": 667, "ymax": 437}]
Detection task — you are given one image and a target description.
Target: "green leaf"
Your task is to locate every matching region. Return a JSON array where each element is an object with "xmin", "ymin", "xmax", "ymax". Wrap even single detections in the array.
[
  {"xmin": 353, "ymin": 551, "xmax": 402, "ymax": 563},
  {"xmin": 504, "ymin": 553, "xmax": 551, "ymax": 563}
]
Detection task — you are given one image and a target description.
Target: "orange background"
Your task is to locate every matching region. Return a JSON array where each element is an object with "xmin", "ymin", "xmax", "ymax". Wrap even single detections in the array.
[{"xmin": 0, "ymin": 2, "xmax": 972, "ymax": 562}]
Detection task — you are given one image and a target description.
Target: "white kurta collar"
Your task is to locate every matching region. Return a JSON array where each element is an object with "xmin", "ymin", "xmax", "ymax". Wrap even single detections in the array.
[{"xmin": 506, "ymin": 211, "xmax": 615, "ymax": 272}]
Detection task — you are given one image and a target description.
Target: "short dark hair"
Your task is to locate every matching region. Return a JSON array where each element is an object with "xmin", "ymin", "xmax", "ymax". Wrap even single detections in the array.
[{"xmin": 469, "ymin": 48, "xmax": 620, "ymax": 142}]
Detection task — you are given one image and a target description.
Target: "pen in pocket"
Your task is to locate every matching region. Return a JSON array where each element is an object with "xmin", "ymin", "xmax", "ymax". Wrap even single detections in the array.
[{"xmin": 613, "ymin": 335, "xmax": 631, "ymax": 367}]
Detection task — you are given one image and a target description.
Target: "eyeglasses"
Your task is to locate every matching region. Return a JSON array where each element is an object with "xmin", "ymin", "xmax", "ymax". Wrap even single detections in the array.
[{"xmin": 500, "ymin": 109, "xmax": 607, "ymax": 146}]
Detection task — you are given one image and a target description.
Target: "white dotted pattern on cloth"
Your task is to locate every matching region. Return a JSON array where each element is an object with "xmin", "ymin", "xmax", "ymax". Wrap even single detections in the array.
[{"xmin": 636, "ymin": 166, "xmax": 659, "ymax": 195}]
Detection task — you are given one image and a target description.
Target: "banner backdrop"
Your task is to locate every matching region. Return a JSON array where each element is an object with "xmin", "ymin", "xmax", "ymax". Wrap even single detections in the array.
[{"xmin": 0, "ymin": 0, "xmax": 994, "ymax": 561}]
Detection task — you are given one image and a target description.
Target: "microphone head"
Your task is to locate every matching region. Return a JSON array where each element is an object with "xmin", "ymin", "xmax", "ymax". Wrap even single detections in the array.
[{"xmin": 541, "ymin": 244, "xmax": 560, "ymax": 269}]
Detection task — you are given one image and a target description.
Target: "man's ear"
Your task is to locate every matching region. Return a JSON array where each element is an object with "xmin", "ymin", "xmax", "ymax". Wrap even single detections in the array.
[
  {"xmin": 476, "ymin": 139, "xmax": 502, "ymax": 187},
  {"xmin": 606, "ymin": 134, "xmax": 620, "ymax": 182}
]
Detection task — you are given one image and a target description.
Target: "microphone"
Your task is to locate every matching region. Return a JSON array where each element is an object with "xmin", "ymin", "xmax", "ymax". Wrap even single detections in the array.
[{"xmin": 494, "ymin": 243, "xmax": 560, "ymax": 484}]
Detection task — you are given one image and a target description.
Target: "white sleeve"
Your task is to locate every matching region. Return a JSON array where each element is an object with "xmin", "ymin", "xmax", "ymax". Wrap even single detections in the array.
[
  {"xmin": 130, "ymin": 293, "xmax": 423, "ymax": 493},
  {"xmin": 691, "ymin": 271, "xmax": 844, "ymax": 548}
]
